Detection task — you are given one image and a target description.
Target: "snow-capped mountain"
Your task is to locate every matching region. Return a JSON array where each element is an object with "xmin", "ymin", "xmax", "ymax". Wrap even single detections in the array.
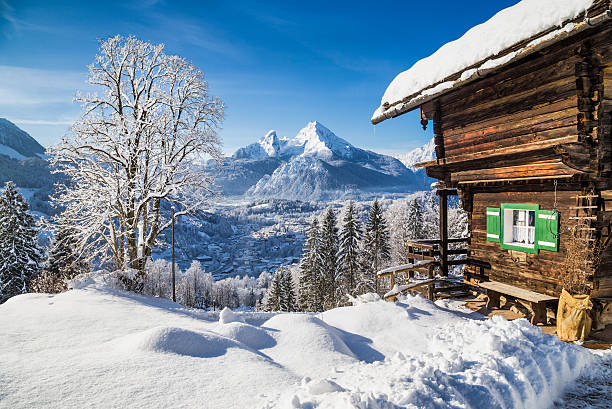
[
  {"xmin": 394, "ymin": 138, "xmax": 436, "ymax": 171},
  {"xmin": 210, "ymin": 121, "xmax": 430, "ymax": 200},
  {"xmin": 0, "ymin": 118, "xmax": 46, "ymax": 160},
  {"xmin": 232, "ymin": 130, "xmax": 282, "ymax": 159}
]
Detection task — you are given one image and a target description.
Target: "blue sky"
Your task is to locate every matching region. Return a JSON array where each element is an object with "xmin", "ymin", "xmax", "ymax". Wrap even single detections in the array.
[{"xmin": 0, "ymin": 0, "xmax": 517, "ymax": 155}]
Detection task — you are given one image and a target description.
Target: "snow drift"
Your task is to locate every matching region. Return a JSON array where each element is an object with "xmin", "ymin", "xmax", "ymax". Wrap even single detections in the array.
[{"xmin": 0, "ymin": 284, "xmax": 609, "ymax": 408}]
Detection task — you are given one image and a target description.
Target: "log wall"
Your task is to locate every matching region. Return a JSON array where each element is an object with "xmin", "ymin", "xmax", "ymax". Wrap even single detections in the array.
[{"xmin": 423, "ymin": 22, "xmax": 612, "ymax": 297}]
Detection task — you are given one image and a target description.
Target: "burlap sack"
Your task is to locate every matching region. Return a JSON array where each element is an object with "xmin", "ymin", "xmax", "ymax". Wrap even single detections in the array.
[{"xmin": 556, "ymin": 289, "xmax": 593, "ymax": 342}]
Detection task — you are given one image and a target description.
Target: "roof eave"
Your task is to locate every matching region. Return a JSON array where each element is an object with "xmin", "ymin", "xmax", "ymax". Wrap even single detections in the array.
[{"xmin": 371, "ymin": 9, "xmax": 612, "ymax": 125}]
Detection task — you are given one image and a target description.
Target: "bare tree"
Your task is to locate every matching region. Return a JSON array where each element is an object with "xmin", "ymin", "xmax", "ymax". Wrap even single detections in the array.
[{"xmin": 50, "ymin": 35, "xmax": 224, "ymax": 273}]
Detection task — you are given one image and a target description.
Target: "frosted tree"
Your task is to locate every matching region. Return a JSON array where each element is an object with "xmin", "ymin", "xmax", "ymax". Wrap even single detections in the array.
[
  {"xmin": 31, "ymin": 218, "xmax": 89, "ymax": 294},
  {"xmin": 387, "ymin": 200, "xmax": 409, "ymax": 265},
  {"xmin": 407, "ymin": 198, "xmax": 425, "ymax": 240},
  {"xmin": 281, "ymin": 267, "xmax": 296, "ymax": 312},
  {"xmin": 49, "ymin": 35, "xmax": 224, "ymax": 278},
  {"xmin": 337, "ymin": 201, "xmax": 362, "ymax": 300},
  {"xmin": 449, "ymin": 204, "xmax": 468, "ymax": 239},
  {"xmin": 178, "ymin": 260, "xmax": 205, "ymax": 308},
  {"xmin": 265, "ymin": 269, "xmax": 284, "ymax": 312},
  {"xmin": 0, "ymin": 182, "xmax": 42, "ymax": 303},
  {"xmin": 298, "ymin": 218, "xmax": 322, "ymax": 312},
  {"xmin": 143, "ymin": 258, "xmax": 173, "ymax": 299},
  {"xmin": 359, "ymin": 199, "xmax": 391, "ymax": 294},
  {"xmin": 319, "ymin": 207, "xmax": 339, "ymax": 310},
  {"xmin": 423, "ymin": 192, "xmax": 439, "ymax": 239},
  {"xmin": 45, "ymin": 220, "xmax": 89, "ymax": 279}
]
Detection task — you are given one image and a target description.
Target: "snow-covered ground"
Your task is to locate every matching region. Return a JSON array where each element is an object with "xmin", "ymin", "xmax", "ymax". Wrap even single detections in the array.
[{"xmin": 1, "ymin": 283, "xmax": 609, "ymax": 409}]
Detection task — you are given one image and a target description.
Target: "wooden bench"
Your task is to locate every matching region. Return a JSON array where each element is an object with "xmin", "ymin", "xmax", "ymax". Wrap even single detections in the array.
[{"xmin": 479, "ymin": 281, "xmax": 557, "ymax": 325}]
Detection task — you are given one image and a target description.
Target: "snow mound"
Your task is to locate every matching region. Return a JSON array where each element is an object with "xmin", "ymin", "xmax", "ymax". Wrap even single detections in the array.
[
  {"xmin": 305, "ymin": 378, "xmax": 345, "ymax": 395},
  {"xmin": 347, "ymin": 292, "xmax": 381, "ymax": 305},
  {"xmin": 263, "ymin": 314, "xmax": 358, "ymax": 377},
  {"xmin": 215, "ymin": 321, "xmax": 276, "ymax": 350},
  {"xmin": 219, "ymin": 306, "xmax": 243, "ymax": 324},
  {"xmin": 116, "ymin": 326, "xmax": 238, "ymax": 358}
]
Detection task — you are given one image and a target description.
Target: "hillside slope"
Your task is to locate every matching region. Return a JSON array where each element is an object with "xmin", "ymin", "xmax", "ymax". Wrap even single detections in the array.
[{"xmin": 0, "ymin": 118, "xmax": 45, "ymax": 159}]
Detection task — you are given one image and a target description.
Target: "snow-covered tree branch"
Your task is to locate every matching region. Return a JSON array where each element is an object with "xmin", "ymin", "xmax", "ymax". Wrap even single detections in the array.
[{"xmin": 49, "ymin": 35, "xmax": 224, "ymax": 272}]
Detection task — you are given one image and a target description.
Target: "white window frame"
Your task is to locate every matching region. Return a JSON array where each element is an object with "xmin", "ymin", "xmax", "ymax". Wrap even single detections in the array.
[{"xmin": 502, "ymin": 208, "xmax": 536, "ymax": 249}]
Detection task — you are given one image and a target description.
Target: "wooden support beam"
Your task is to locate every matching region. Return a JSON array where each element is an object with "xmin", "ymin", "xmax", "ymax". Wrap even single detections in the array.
[{"xmin": 438, "ymin": 189, "xmax": 449, "ymax": 277}]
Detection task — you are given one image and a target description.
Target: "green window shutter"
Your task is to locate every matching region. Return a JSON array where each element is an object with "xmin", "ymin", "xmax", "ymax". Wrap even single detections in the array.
[
  {"xmin": 486, "ymin": 207, "xmax": 501, "ymax": 243},
  {"xmin": 536, "ymin": 210, "xmax": 558, "ymax": 252}
]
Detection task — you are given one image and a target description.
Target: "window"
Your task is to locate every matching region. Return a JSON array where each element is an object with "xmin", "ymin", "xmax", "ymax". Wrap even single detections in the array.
[
  {"xmin": 503, "ymin": 208, "xmax": 535, "ymax": 248},
  {"xmin": 486, "ymin": 203, "xmax": 558, "ymax": 253}
]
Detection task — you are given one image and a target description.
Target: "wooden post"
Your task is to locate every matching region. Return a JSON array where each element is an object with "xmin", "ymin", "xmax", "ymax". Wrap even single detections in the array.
[
  {"xmin": 427, "ymin": 264, "xmax": 435, "ymax": 301},
  {"xmin": 438, "ymin": 190, "xmax": 449, "ymax": 277},
  {"xmin": 171, "ymin": 206, "xmax": 176, "ymax": 302}
]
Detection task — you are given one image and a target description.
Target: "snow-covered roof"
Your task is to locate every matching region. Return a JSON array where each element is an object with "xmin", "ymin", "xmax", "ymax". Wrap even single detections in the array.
[{"xmin": 372, "ymin": 0, "xmax": 605, "ymax": 124}]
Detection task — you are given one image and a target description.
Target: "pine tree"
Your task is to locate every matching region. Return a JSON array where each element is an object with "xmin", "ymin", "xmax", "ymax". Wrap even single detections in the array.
[
  {"xmin": 319, "ymin": 207, "xmax": 339, "ymax": 310},
  {"xmin": 0, "ymin": 182, "xmax": 42, "ymax": 303},
  {"xmin": 36, "ymin": 217, "xmax": 89, "ymax": 293},
  {"xmin": 337, "ymin": 201, "xmax": 362, "ymax": 301},
  {"xmin": 282, "ymin": 269, "xmax": 296, "ymax": 312},
  {"xmin": 423, "ymin": 192, "xmax": 440, "ymax": 239},
  {"xmin": 359, "ymin": 199, "xmax": 391, "ymax": 295},
  {"xmin": 298, "ymin": 218, "xmax": 322, "ymax": 312},
  {"xmin": 407, "ymin": 198, "xmax": 424, "ymax": 240},
  {"xmin": 265, "ymin": 269, "xmax": 283, "ymax": 312}
]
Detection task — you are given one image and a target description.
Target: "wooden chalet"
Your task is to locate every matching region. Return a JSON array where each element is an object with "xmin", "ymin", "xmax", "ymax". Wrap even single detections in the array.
[{"xmin": 373, "ymin": 0, "xmax": 612, "ymax": 329}]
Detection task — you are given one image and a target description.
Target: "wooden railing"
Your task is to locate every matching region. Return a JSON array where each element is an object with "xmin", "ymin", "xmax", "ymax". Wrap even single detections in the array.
[{"xmin": 378, "ymin": 237, "xmax": 470, "ymax": 301}]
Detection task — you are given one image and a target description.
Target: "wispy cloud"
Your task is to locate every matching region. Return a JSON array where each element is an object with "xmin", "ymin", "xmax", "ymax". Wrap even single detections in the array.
[
  {"xmin": 0, "ymin": 0, "xmax": 16, "ymax": 38},
  {"xmin": 0, "ymin": 65, "xmax": 87, "ymax": 105},
  {"xmin": 12, "ymin": 119, "xmax": 74, "ymax": 126},
  {"xmin": 132, "ymin": 12, "xmax": 251, "ymax": 63}
]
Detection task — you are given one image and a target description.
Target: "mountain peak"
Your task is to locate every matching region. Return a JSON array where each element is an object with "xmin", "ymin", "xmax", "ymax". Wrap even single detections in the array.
[
  {"xmin": 259, "ymin": 130, "xmax": 280, "ymax": 157},
  {"xmin": 289, "ymin": 121, "xmax": 354, "ymax": 160},
  {"xmin": 394, "ymin": 138, "xmax": 436, "ymax": 171}
]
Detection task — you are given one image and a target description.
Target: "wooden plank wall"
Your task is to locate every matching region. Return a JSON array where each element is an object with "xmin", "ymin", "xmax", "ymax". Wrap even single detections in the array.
[
  {"xmin": 466, "ymin": 189, "xmax": 581, "ymax": 297},
  {"xmin": 436, "ymin": 42, "xmax": 586, "ymax": 178},
  {"xmin": 593, "ymin": 22, "xmax": 612, "ymax": 297},
  {"xmin": 433, "ymin": 24, "xmax": 612, "ymax": 297}
]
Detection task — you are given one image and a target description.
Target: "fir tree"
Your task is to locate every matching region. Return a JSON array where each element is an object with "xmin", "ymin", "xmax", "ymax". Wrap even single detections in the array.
[
  {"xmin": 0, "ymin": 182, "xmax": 42, "ymax": 303},
  {"xmin": 337, "ymin": 201, "xmax": 362, "ymax": 300},
  {"xmin": 298, "ymin": 218, "xmax": 322, "ymax": 312},
  {"xmin": 319, "ymin": 207, "xmax": 339, "ymax": 310},
  {"xmin": 407, "ymin": 198, "xmax": 424, "ymax": 240},
  {"xmin": 282, "ymin": 269, "xmax": 296, "ymax": 312},
  {"xmin": 246, "ymin": 287, "xmax": 257, "ymax": 308},
  {"xmin": 37, "ymin": 216, "xmax": 89, "ymax": 292},
  {"xmin": 359, "ymin": 199, "xmax": 391, "ymax": 295},
  {"xmin": 424, "ymin": 192, "xmax": 440, "ymax": 239},
  {"xmin": 265, "ymin": 269, "xmax": 283, "ymax": 312}
]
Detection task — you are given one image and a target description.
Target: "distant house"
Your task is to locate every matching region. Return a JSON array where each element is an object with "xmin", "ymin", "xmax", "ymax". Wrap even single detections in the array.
[{"xmin": 373, "ymin": 0, "xmax": 611, "ymax": 327}]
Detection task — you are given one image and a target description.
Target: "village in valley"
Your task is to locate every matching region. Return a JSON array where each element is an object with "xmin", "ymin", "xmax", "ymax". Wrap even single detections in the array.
[{"xmin": 0, "ymin": 0, "xmax": 611, "ymax": 408}]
